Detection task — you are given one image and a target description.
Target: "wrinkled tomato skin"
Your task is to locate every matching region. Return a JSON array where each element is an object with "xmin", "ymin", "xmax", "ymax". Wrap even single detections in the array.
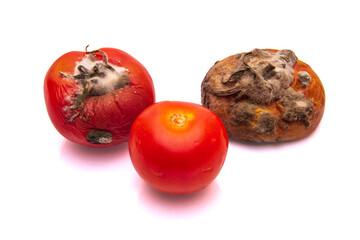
[
  {"xmin": 44, "ymin": 48, "xmax": 155, "ymax": 147},
  {"xmin": 129, "ymin": 101, "xmax": 228, "ymax": 195}
]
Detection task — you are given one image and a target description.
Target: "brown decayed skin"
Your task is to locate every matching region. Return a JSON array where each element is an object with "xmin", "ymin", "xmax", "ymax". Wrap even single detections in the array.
[{"xmin": 201, "ymin": 49, "xmax": 325, "ymax": 143}]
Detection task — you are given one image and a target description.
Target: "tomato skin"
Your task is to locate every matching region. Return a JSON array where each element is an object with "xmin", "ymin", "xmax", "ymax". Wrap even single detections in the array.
[
  {"xmin": 129, "ymin": 101, "xmax": 228, "ymax": 195},
  {"xmin": 44, "ymin": 48, "xmax": 155, "ymax": 147}
]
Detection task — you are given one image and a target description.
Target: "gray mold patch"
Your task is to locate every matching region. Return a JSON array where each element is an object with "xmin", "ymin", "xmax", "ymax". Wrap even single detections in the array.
[
  {"xmin": 230, "ymin": 102, "xmax": 256, "ymax": 126},
  {"xmin": 298, "ymin": 71, "xmax": 311, "ymax": 88},
  {"xmin": 280, "ymin": 88, "xmax": 313, "ymax": 125},
  {"xmin": 254, "ymin": 112, "xmax": 278, "ymax": 135}
]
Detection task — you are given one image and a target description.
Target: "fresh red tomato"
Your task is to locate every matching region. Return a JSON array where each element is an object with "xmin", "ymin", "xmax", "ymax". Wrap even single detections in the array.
[
  {"xmin": 129, "ymin": 101, "xmax": 228, "ymax": 195},
  {"xmin": 44, "ymin": 47, "xmax": 155, "ymax": 147}
]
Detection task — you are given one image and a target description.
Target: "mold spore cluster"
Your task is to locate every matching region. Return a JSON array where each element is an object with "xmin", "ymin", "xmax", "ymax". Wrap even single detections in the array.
[
  {"xmin": 60, "ymin": 50, "xmax": 130, "ymax": 123},
  {"xmin": 203, "ymin": 48, "xmax": 314, "ymax": 135}
]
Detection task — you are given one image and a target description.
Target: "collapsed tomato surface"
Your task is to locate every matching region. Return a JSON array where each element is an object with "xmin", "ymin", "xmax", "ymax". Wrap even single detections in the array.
[
  {"xmin": 129, "ymin": 101, "xmax": 228, "ymax": 195},
  {"xmin": 44, "ymin": 47, "xmax": 155, "ymax": 147}
]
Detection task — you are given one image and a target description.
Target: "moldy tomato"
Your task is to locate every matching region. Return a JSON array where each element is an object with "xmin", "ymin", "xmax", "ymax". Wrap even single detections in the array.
[
  {"xmin": 44, "ymin": 47, "xmax": 155, "ymax": 147},
  {"xmin": 129, "ymin": 101, "xmax": 228, "ymax": 195}
]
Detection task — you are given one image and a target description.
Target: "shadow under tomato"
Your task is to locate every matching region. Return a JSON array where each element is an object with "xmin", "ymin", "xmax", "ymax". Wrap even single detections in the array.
[
  {"xmin": 137, "ymin": 180, "xmax": 221, "ymax": 217},
  {"xmin": 60, "ymin": 140, "xmax": 130, "ymax": 170}
]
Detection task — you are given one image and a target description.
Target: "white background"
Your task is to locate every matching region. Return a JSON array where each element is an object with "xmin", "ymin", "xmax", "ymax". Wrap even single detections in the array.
[{"xmin": 1, "ymin": 0, "xmax": 359, "ymax": 239}]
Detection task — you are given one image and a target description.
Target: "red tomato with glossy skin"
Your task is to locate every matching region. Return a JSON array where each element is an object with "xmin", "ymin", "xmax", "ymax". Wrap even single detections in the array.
[
  {"xmin": 44, "ymin": 47, "xmax": 155, "ymax": 147},
  {"xmin": 129, "ymin": 101, "xmax": 228, "ymax": 195}
]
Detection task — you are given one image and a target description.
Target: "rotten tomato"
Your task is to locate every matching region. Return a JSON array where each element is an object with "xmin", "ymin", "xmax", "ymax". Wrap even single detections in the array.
[{"xmin": 44, "ymin": 46, "xmax": 155, "ymax": 147}]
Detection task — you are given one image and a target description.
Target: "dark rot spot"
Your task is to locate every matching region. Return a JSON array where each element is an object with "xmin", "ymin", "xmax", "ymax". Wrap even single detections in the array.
[{"xmin": 87, "ymin": 130, "xmax": 113, "ymax": 144}]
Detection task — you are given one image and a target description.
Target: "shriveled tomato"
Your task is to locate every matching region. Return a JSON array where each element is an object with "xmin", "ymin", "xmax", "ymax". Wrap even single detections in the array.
[
  {"xmin": 44, "ymin": 47, "xmax": 155, "ymax": 147},
  {"xmin": 129, "ymin": 101, "xmax": 228, "ymax": 195}
]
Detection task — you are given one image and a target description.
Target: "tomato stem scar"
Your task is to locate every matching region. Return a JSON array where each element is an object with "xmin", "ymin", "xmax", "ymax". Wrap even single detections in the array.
[{"xmin": 170, "ymin": 113, "xmax": 187, "ymax": 127}]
